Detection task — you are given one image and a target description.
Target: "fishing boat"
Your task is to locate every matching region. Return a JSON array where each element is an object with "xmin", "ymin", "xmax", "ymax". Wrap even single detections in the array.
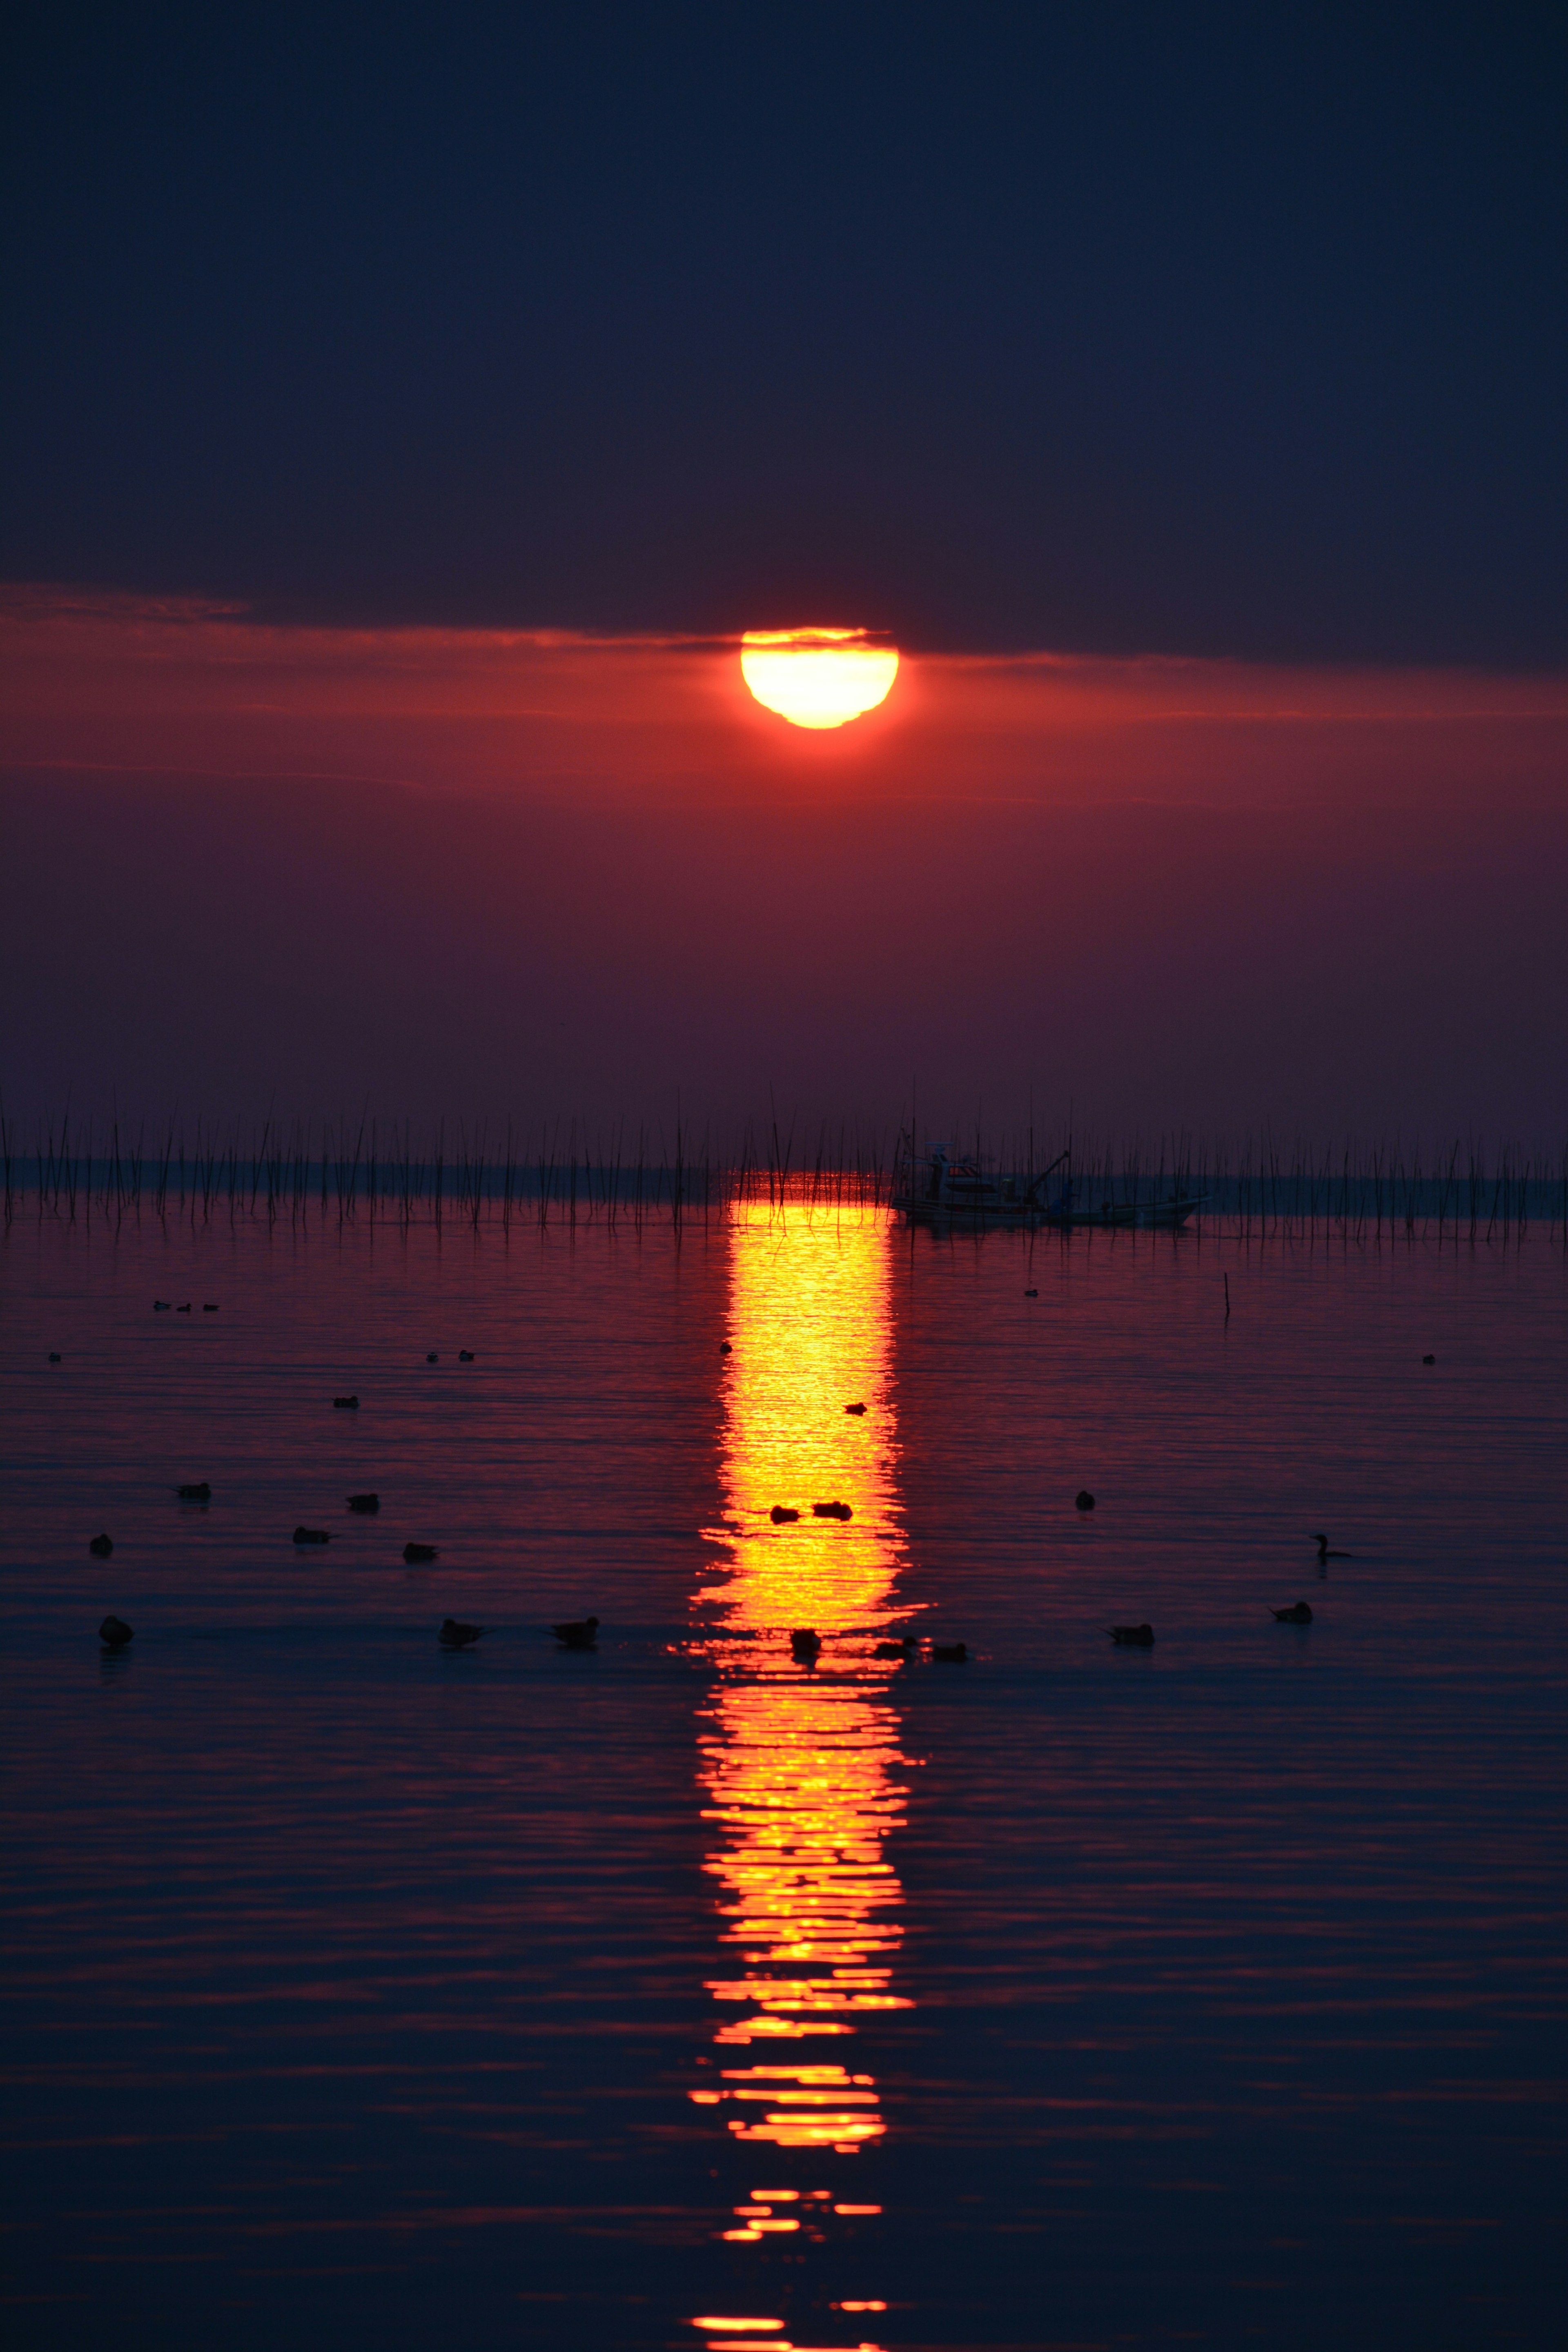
[
  {"xmin": 890, "ymin": 1136, "xmax": 1136, "ymax": 1228},
  {"xmin": 1136, "ymin": 1189, "xmax": 1209, "ymax": 1230}
]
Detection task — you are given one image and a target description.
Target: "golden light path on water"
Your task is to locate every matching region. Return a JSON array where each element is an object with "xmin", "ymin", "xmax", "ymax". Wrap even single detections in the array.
[{"xmin": 689, "ymin": 1191, "xmax": 912, "ymax": 2341}]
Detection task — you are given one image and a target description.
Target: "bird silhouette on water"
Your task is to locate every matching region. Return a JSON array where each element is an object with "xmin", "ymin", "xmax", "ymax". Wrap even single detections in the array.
[
  {"xmin": 98, "ymin": 1615, "xmax": 134, "ymax": 1650},
  {"xmin": 844, "ymin": 1402, "xmax": 867, "ymax": 1416},
  {"xmin": 439, "ymin": 1617, "xmax": 483, "ymax": 1649},
  {"xmin": 347, "ymin": 1492, "xmax": 380, "ymax": 1512},
  {"xmin": 1109, "ymin": 1623, "xmax": 1155, "ymax": 1646},
  {"xmin": 1272, "ymin": 1601, "xmax": 1314, "ymax": 1624},
  {"xmin": 790, "ymin": 1628, "xmax": 823, "ymax": 1666},
  {"xmin": 813, "ymin": 1500, "xmax": 853, "ymax": 1521},
  {"xmin": 403, "ymin": 1542, "xmax": 439, "ymax": 1564},
  {"xmin": 1312, "ymin": 1532, "xmax": 1352, "ymax": 1561},
  {"xmin": 176, "ymin": 1482, "xmax": 211, "ymax": 1501},
  {"xmin": 333, "ymin": 1394, "xmax": 359, "ymax": 1409},
  {"xmin": 873, "ymin": 1636, "xmax": 918, "ymax": 1660},
  {"xmin": 88, "ymin": 1534, "xmax": 113, "ymax": 1558},
  {"xmin": 459, "ymin": 1350, "xmax": 475, "ymax": 1361},
  {"xmin": 931, "ymin": 1641, "xmax": 969, "ymax": 1662},
  {"xmin": 553, "ymin": 1614, "xmax": 599, "ymax": 1649},
  {"xmin": 770, "ymin": 1504, "xmax": 800, "ymax": 1524},
  {"xmin": 293, "ymin": 1526, "xmax": 331, "ymax": 1545}
]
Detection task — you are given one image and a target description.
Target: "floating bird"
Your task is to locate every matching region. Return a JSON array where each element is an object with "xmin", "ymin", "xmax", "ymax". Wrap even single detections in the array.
[
  {"xmin": 48, "ymin": 1352, "xmax": 61, "ymax": 1362},
  {"xmin": 98, "ymin": 1615, "xmax": 134, "ymax": 1650},
  {"xmin": 844, "ymin": 1401, "xmax": 867, "ymax": 1416},
  {"xmin": 873, "ymin": 1638, "xmax": 916, "ymax": 1660},
  {"xmin": 177, "ymin": 1303, "xmax": 192, "ymax": 1313},
  {"xmin": 813, "ymin": 1499, "xmax": 853, "ymax": 1521},
  {"xmin": 176, "ymin": 1481, "xmax": 211, "ymax": 1501},
  {"xmin": 1024, "ymin": 1287, "xmax": 1038, "ymax": 1297},
  {"xmin": 1272, "ymin": 1601, "xmax": 1314, "ymax": 1624},
  {"xmin": 931, "ymin": 1641, "xmax": 969, "ymax": 1662},
  {"xmin": 439, "ymin": 1617, "xmax": 483, "ymax": 1649},
  {"xmin": 719, "ymin": 1341, "xmax": 733, "ymax": 1355},
  {"xmin": 459, "ymin": 1350, "xmax": 475, "ymax": 1362},
  {"xmin": 1422, "ymin": 1353, "xmax": 1436, "ymax": 1365},
  {"xmin": 769, "ymin": 1505, "xmax": 800, "ymax": 1524},
  {"xmin": 425, "ymin": 1352, "xmax": 439, "ymax": 1363},
  {"xmin": 1076, "ymin": 1490, "xmax": 1096, "ymax": 1512},
  {"xmin": 403, "ymin": 1541, "xmax": 438, "ymax": 1564},
  {"xmin": 553, "ymin": 1613, "xmax": 600, "ymax": 1649},
  {"xmin": 332, "ymin": 1394, "xmax": 359, "ymax": 1409},
  {"xmin": 347, "ymin": 1492, "xmax": 380, "ymax": 1512},
  {"xmin": 1109, "ymin": 1623, "xmax": 1155, "ymax": 1646},
  {"xmin": 1311, "ymin": 1532, "xmax": 1352, "ymax": 1561},
  {"xmin": 790, "ymin": 1628, "xmax": 822, "ymax": 1665},
  {"xmin": 293, "ymin": 1526, "xmax": 331, "ymax": 1545},
  {"xmin": 88, "ymin": 1533, "xmax": 113, "ymax": 1558},
  {"xmin": 203, "ymin": 1303, "xmax": 219, "ymax": 1312},
  {"xmin": 153, "ymin": 1300, "xmax": 171, "ymax": 1311}
]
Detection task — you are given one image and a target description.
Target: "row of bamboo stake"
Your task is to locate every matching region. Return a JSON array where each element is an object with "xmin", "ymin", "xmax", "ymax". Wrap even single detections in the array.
[{"xmin": 4, "ymin": 1111, "xmax": 1568, "ymax": 1245}]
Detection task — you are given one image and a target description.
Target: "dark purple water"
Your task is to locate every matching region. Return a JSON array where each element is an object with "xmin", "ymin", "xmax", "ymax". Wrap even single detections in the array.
[{"xmin": 2, "ymin": 1200, "xmax": 1565, "ymax": 2350}]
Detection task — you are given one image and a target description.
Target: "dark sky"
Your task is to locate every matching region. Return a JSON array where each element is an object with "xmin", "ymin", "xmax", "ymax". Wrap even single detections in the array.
[{"xmin": 4, "ymin": 4, "xmax": 1564, "ymax": 660}]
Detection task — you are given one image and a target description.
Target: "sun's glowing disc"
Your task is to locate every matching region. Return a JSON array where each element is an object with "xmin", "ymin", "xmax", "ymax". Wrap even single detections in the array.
[{"xmin": 740, "ymin": 628, "xmax": 899, "ymax": 730}]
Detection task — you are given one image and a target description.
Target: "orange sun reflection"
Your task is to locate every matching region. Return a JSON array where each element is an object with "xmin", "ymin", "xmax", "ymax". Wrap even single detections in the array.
[{"xmin": 692, "ymin": 1188, "xmax": 913, "ymax": 2177}]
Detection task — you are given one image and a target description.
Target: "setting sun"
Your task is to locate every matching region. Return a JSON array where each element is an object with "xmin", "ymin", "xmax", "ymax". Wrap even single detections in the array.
[{"xmin": 740, "ymin": 627, "xmax": 899, "ymax": 729}]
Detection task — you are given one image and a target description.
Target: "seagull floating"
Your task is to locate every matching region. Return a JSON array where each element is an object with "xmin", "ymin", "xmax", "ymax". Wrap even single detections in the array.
[
  {"xmin": 203, "ymin": 1303, "xmax": 219, "ymax": 1312},
  {"xmin": 425, "ymin": 1352, "xmax": 439, "ymax": 1363},
  {"xmin": 790, "ymin": 1628, "xmax": 823, "ymax": 1665},
  {"xmin": 1272, "ymin": 1601, "xmax": 1314, "ymax": 1624},
  {"xmin": 813, "ymin": 1499, "xmax": 853, "ymax": 1521},
  {"xmin": 293, "ymin": 1526, "xmax": 331, "ymax": 1545},
  {"xmin": 1109, "ymin": 1623, "xmax": 1155, "ymax": 1647},
  {"xmin": 844, "ymin": 1401, "xmax": 867, "ymax": 1416},
  {"xmin": 873, "ymin": 1636, "xmax": 918, "ymax": 1660},
  {"xmin": 98, "ymin": 1615, "xmax": 134, "ymax": 1650},
  {"xmin": 931, "ymin": 1641, "xmax": 969, "ymax": 1662},
  {"xmin": 347, "ymin": 1492, "xmax": 380, "ymax": 1512},
  {"xmin": 770, "ymin": 1505, "xmax": 800, "ymax": 1524},
  {"xmin": 88, "ymin": 1533, "xmax": 114, "ymax": 1558},
  {"xmin": 1311, "ymin": 1532, "xmax": 1352, "ymax": 1561},
  {"xmin": 48, "ymin": 1352, "xmax": 62, "ymax": 1362},
  {"xmin": 176, "ymin": 1482, "xmax": 212, "ymax": 1501},
  {"xmin": 459, "ymin": 1350, "xmax": 475, "ymax": 1362},
  {"xmin": 439, "ymin": 1617, "xmax": 483, "ymax": 1649},
  {"xmin": 403, "ymin": 1542, "xmax": 439, "ymax": 1564},
  {"xmin": 1422, "ymin": 1353, "xmax": 1436, "ymax": 1365},
  {"xmin": 1076, "ymin": 1490, "xmax": 1096, "ymax": 1512},
  {"xmin": 1024, "ymin": 1287, "xmax": 1038, "ymax": 1297},
  {"xmin": 552, "ymin": 1614, "xmax": 600, "ymax": 1649},
  {"xmin": 153, "ymin": 1300, "xmax": 172, "ymax": 1311},
  {"xmin": 333, "ymin": 1394, "xmax": 360, "ymax": 1409}
]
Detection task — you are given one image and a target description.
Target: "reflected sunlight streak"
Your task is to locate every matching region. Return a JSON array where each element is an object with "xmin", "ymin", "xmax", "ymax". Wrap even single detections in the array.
[{"xmin": 693, "ymin": 1193, "xmax": 913, "ymax": 2179}]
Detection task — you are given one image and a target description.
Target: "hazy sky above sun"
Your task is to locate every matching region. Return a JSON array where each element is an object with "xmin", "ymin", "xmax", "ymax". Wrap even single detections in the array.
[{"xmin": 3, "ymin": 11, "xmax": 1565, "ymax": 662}]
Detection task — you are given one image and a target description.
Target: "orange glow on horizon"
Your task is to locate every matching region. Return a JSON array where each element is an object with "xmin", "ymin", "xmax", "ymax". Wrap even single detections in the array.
[{"xmin": 740, "ymin": 628, "xmax": 900, "ymax": 730}]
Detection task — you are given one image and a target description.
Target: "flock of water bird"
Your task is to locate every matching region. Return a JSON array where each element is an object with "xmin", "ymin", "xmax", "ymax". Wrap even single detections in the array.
[{"xmin": 70, "ymin": 1301, "xmax": 1357, "ymax": 1670}]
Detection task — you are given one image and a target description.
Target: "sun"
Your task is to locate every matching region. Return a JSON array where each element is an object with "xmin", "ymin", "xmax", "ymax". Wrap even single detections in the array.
[{"xmin": 740, "ymin": 627, "xmax": 899, "ymax": 730}]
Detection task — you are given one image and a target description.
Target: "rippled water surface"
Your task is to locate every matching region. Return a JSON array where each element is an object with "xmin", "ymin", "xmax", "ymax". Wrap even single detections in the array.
[{"xmin": 3, "ymin": 1199, "xmax": 1566, "ymax": 2350}]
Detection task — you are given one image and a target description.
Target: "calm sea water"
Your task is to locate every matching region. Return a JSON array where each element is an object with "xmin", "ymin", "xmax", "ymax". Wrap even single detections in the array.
[{"xmin": 2, "ymin": 1198, "xmax": 1565, "ymax": 2350}]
